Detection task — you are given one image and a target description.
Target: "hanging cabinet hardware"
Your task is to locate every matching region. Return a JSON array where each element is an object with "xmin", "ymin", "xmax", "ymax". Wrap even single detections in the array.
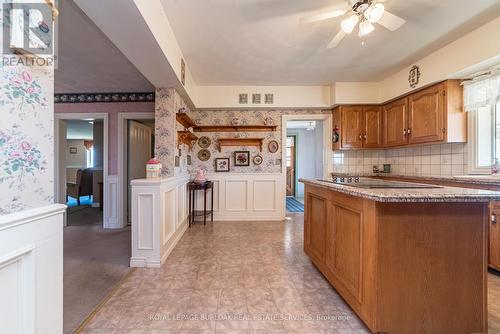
[{"xmin": 492, "ymin": 213, "xmax": 497, "ymax": 225}]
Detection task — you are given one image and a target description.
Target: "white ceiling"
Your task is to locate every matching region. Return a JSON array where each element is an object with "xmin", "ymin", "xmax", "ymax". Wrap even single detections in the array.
[
  {"xmin": 161, "ymin": 0, "xmax": 500, "ymax": 86},
  {"xmin": 55, "ymin": 0, "xmax": 154, "ymax": 93}
]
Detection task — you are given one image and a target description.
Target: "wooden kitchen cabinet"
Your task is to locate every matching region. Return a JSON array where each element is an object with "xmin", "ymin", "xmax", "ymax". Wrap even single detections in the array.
[
  {"xmin": 340, "ymin": 105, "xmax": 364, "ymax": 148},
  {"xmin": 383, "ymin": 97, "xmax": 408, "ymax": 147},
  {"xmin": 334, "ymin": 80, "xmax": 466, "ymax": 151},
  {"xmin": 490, "ymin": 202, "xmax": 500, "ymax": 270},
  {"xmin": 408, "ymin": 83, "xmax": 445, "ymax": 144},
  {"xmin": 336, "ymin": 105, "xmax": 382, "ymax": 149},
  {"xmin": 304, "ymin": 193, "xmax": 328, "ymax": 265},
  {"xmin": 363, "ymin": 106, "xmax": 382, "ymax": 148}
]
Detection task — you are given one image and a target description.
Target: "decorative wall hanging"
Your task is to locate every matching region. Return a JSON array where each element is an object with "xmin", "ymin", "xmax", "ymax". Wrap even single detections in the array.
[
  {"xmin": 265, "ymin": 94, "xmax": 274, "ymax": 104},
  {"xmin": 268, "ymin": 140, "xmax": 279, "ymax": 153},
  {"xmin": 54, "ymin": 92, "xmax": 155, "ymax": 104},
  {"xmin": 187, "ymin": 155, "xmax": 192, "ymax": 165},
  {"xmin": 181, "ymin": 58, "xmax": 186, "ymax": 86},
  {"xmin": 197, "ymin": 149, "xmax": 211, "ymax": 161},
  {"xmin": 239, "ymin": 93, "xmax": 248, "ymax": 104},
  {"xmin": 408, "ymin": 65, "xmax": 421, "ymax": 88},
  {"xmin": 174, "ymin": 156, "xmax": 180, "ymax": 167},
  {"xmin": 234, "ymin": 151, "xmax": 250, "ymax": 166},
  {"xmin": 198, "ymin": 136, "xmax": 211, "ymax": 149},
  {"xmin": 264, "ymin": 117, "xmax": 274, "ymax": 126},
  {"xmin": 253, "ymin": 155, "xmax": 263, "ymax": 165},
  {"xmin": 69, "ymin": 147, "xmax": 77, "ymax": 154},
  {"xmin": 252, "ymin": 94, "xmax": 261, "ymax": 104},
  {"xmin": 215, "ymin": 158, "xmax": 230, "ymax": 172},
  {"xmin": 231, "ymin": 118, "xmax": 240, "ymax": 126}
]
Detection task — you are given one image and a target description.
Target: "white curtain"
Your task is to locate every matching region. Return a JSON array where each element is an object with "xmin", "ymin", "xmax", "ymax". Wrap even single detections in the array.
[{"xmin": 463, "ymin": 73, "xmax": 500, "ymax": 112}]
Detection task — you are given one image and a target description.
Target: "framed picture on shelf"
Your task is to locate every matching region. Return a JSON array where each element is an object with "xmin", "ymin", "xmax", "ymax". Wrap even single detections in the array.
[
  {"xmin": 215, "ymin": 158, "xmax": 230, "ymax": 172},
  {"xmin": 234, "ymin": 151, "xmax": 250, "ymax": 166}
]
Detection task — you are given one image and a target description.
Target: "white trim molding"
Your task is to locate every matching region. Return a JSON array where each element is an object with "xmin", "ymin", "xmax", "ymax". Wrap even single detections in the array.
[
  {"xmin": 117, "ymin": 112, "xmax": 155, "ymax": 228},
  {"xmin": 281, "ymin": 114, "xmax": 333, "ymax": 213},
  {"xmin": 129, "ymin": 175, "xmax": 189, "ymax": 268},
  {"xmin": 0, "ymin": 204, "xmax": 65, "ymax": 334}
]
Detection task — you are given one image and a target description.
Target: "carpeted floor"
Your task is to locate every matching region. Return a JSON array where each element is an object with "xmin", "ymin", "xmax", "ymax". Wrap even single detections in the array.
[
  {"xmin": 64, "ymin": 206, "xmax": 131, "ymax": 334},
  {"xmin": 286, "ymin": 196, "xmax": 304, "ymax": 212}
]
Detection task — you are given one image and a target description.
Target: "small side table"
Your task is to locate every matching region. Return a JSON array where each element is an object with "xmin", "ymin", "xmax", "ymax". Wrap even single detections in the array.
[{"xmin": 188, "ymin": 181, "xmax": 214, "ymax": 227}]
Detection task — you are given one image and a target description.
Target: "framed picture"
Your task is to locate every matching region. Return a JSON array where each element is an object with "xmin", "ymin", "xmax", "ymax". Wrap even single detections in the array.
[
  {"xmin": 265, "ymin": 93, "xmax": 274, "ymax": 104},
  {"xmin": 69, "ymin": 147, "xmax": 77, "ymax": 154},
  {"xmin": 187, "ymin": 155, "xmax": 192, "ymax": 166},
  {"xmin": 268, "ymin": 140, "xmax": 279, "ymax": 153},
  {"xmin": 215, "ymin": 158, "xmax": 230, "ymax": 172},
  {"xmin": 234, "ymin": 151, "xmax": 250, "ymax": 166},
  {"xmin": 239, "ymin": 93, "xmax": 248, "ymax": 104}
]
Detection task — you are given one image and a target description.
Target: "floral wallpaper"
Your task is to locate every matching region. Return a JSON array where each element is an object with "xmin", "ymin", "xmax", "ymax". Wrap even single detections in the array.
[
  {"xmin": 155, "ymin": 88, "xmax": 191, "ymax": 177},
  {"xmin": 183, "ymin": 109, "xmax": 330, "ymax": 174},
  {"xmin": 0, "ymin": 62, "xmax": 54, "ymax": 216}
]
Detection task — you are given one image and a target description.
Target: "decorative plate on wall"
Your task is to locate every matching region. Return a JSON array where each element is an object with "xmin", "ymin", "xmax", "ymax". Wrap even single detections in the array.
[
  {"xmin": 198, "ymin": 136, "xmax": 211, "ymax": 148},
  {"xmin": 268, "ymin": 140, "xmax": 279, "ymax": 153},
  {"xmin": 197, "ymin": 149, "xmax": 211, "ymax": 161},
  {"xmin": 253, "ymin": 155, "xmax": 263, "ymax": 165}
]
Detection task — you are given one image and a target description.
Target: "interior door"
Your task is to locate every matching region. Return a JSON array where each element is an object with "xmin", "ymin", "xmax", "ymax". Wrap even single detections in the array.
[
  {"xmin": 383, "ymin": 98, "xmax": 408, "ymax": 147},
  {"xmin": 128, "ymin": 121, "xmax": 152, "ymax": 222},
  {"xmin": 286, "ymin": 135, "xmax": 296, "ymax": 196},
  {"xmin": 363, "ymin": 106, "xmax": 382, "ymax": 148},
  {"xmin": 341, "ymin": 106, "xmax": 364, "ymax": 148},
  {"xmin": 408, "ymin": 83, "xmax": 445, "ymax": 144}
]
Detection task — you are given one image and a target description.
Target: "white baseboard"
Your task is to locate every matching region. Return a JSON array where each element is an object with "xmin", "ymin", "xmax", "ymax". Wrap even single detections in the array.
[{"xmin": 160, "ymin": 219, "xmax": 188, "ymax": 265}]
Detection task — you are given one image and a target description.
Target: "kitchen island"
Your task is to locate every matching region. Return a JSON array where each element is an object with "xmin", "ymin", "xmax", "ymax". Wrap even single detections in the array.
[{"xmin": 300, "ymin": 178, "xmax": 500, "ymax": 334}]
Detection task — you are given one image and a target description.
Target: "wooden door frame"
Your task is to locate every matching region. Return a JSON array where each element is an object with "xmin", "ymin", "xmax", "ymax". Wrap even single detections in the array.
[
  {"xmin": 54, "ymin": 113, "xmax": 108, "ymax": 227},
  {"xmin": 281, "ymin": 114, "xmax": 333, "ymax": 219},
  {"xmin": 117, "ymin": 112, "xmax": 155, "ymax": 228},
  {"xmin": 286, "ymin": 134, "xmax": 298, "ymax": 197}
]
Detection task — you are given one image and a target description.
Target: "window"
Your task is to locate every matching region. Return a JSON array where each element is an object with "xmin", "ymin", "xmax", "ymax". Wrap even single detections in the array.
[
  {"xmin": 465, "ymin": 73, "xmax": 500, "ymax": 174},
  {"xmin": 86, "ymin": 148, "xmax": 94, "ymax": 168}
]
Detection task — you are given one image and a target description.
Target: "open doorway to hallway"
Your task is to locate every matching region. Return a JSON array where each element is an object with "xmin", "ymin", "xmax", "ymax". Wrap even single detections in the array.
[{"xmin": 285, "ymin": 120, "xmax": 325, "ymax": 213}]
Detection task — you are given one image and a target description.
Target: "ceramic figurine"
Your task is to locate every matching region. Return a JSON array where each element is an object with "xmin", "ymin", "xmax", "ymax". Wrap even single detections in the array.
[{"xmin": 193, "ymin": 168, "xmax": 207, "ymax": 183}]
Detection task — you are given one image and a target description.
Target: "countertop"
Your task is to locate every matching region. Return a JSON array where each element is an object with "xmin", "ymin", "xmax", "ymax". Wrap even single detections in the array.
[{"xmin": 300, "ymin": 178, "xmax": 500, "ymax": 203}]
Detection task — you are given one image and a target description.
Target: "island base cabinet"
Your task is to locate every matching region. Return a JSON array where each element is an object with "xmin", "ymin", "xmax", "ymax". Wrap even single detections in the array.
[{"xmin": 304, "ymin": 185, "xmax": 488, "ymax": 334}]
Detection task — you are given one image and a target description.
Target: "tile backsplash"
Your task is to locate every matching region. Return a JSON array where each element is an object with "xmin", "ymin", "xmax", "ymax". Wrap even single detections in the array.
[{"xmin": 333, "ymin": 143, "xmax": 469, "ymax": 177}]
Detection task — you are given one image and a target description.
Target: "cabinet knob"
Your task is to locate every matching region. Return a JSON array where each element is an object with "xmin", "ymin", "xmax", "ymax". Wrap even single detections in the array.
[
  {"xmin": 403, "ymin": 129, "xmax": 407, "ymax": 136},
  {"xmin": 407, "ymin": 128, "xmax": 412, "ymax": 135},
  {"xmin": 364, "ymin": 134, "xmax": 367, "ymax": 140},
  {"xmin": 358, "ymin": 134, "xmax": 362, "ymax": 140},
  {"xmin": 493, "ymin": 213, "xmax": 497, "ymax": 224}
]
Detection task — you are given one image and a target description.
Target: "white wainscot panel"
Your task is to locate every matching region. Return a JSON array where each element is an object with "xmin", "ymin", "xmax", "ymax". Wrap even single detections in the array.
[
  {"xmin": 137, "ymin": 194, "xmax": 154, "ymax": 250},
  {"xmin": 0, "ymin": 204, "xmax": 65, "ymax": 334},
  {"xmin": 130, "ymin": 175, "xmax": 189, "ymax": 268},
  {"xmin": 253, "ymin": 180, "xmax": 276, "ymax": 211},
  {"xmin": 225, "ymin": 180, "xmax": 248, "ymax": 211},
  {"xmin": 105, "ymin": 175, "xmax": 119, "ymax": 228}
]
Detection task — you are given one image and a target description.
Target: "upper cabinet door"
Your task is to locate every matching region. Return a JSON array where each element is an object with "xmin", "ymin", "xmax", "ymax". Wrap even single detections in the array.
[
  {"xmin": 363, "ymin": 106, "xmax": 382, "ymax": 148},
  {"xmin": 341, "ymin": 106, "xmax": 364, "ymax": 149},
  {"xmin": 383, "ymin": 98, "xmax": 408, "ymax": 147},
  {"xmin": 408, "ymin": 84, "xmax": 445, "ymax": 144}
]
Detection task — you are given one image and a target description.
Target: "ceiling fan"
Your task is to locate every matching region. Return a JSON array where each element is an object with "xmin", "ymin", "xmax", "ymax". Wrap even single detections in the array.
[{"xmin": 301, "ymin": 0, "xmax": 406, "ymax": 48}]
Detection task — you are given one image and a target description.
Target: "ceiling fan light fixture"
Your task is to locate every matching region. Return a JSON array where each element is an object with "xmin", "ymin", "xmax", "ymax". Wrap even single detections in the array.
[
  {"xmin": 358, "ymin": 20, "xmax": 375, "ymax": 37},
  {"xmin": 341, "ymin": 15, "xmax": 359, "ymax": 34},
  {"xmin": 364, "ymin": 3, "xmax": 385, "ymax": 23}
]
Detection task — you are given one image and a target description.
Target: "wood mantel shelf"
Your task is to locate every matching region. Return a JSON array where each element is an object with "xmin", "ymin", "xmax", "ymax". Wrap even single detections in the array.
[
  {"xmin": 217, "ymin": 138, "xmax": 264, "ymax": 152},
  {"xmin": 176, "ymin": 113, "xmax": 196, "ymax": 129},
  {"xmin": 177, "ymin": 131, "xmax": 198, "ymax": 151},
  {"xmin": 193, "ymin": 125, "xmax": 277, "ymax": 133}
]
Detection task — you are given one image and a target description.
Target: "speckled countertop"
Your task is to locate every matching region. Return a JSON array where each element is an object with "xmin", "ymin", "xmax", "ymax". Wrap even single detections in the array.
[
  {"xmin": 300, "ymin": 178, "xmax": 500, "ymax": 203},
  {"xmin": 331, "ymin": 173, "xmax": 500, "ymax": 186}
]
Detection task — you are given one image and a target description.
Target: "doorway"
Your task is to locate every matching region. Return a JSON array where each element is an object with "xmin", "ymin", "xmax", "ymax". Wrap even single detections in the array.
[
  {"xmin": 286, "ymin": 135, "xmax": 297, "ymax": 197},
  {"xmin": 126, "ymin": 119, "xmax": 154, "ymax": 223},
  {"xmin": 281, "ymin": 114, "xmax": 333, "ymax": 215}
]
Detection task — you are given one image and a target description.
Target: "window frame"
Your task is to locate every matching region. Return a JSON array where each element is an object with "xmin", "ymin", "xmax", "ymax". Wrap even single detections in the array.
[{"xmin": 467, "ymin": 105, "xmax": 495, "ymax": 174}]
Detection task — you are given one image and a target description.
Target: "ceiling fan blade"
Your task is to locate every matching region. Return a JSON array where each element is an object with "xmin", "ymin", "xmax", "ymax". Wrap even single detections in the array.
[
  {"xmin": 327, "ymin": 30, "xmax": 346, "ymax": 49},
  {"xmin": 300, "ymin": 9, "xmax": 347, "ymax": 25},
  {"xmin": 377, "ymin": 10, "xmax": 406, "ymax": 31}
]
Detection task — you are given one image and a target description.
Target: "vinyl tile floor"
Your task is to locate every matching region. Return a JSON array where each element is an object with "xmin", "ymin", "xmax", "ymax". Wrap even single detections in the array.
[{"xmin": 81, "ymin": 212, "xmax": 500, "ymax": 334}]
